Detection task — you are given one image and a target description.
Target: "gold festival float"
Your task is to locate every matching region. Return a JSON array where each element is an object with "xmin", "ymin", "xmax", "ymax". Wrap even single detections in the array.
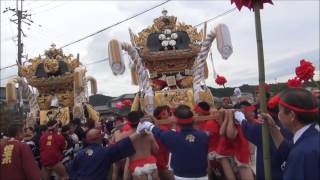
[
  {"xmin": 107, "ymin": 10, "xmax": 233, "ymax": 114},
  {"xmin": 6, "ymin": 44, "xmax": 99, "ymax": 127}
]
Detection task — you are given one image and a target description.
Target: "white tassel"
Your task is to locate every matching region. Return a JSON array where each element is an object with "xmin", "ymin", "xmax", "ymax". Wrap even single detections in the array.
[{"xmin": 215, "ymin": 24, "xmax": 233, "ymax": 60}]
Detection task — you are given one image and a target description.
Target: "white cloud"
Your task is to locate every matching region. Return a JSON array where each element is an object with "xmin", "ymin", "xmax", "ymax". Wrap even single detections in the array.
[{"xmin": 1, "ymin": 1, "xmax": 319, "ymax": 95}]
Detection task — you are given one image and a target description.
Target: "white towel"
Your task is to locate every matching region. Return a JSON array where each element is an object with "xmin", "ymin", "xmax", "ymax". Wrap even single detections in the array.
[
  {"xmin": 132, "ymin": 163, "xmax": 157, "ymax": 176},
  {"xmin": 215, "ymin": 24, "xmax": 233, "ymax": 60}
]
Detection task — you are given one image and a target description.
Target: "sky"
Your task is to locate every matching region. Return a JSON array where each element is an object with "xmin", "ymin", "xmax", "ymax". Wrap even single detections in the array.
[{"xmin": 1, "ymin": 0, "xmax": 319, "ymax": 96}]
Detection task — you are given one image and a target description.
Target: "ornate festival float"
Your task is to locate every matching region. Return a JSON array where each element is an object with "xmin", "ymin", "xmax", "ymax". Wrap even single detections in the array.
[
  {"xmin": 107, "ymin": 10, "xmax": 233, "ymax": 114},
  {"xmin": 6, "ymin": 44, "xmax": 99, "ymax": 127}
]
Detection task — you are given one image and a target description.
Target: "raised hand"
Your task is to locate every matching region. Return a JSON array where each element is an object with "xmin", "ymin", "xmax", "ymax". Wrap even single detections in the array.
[
  {"xmin": 136, "ymin": 121, "xmax": 155, "ymax": 134},
  {"xmin": 234, "ymin": 111, "xmax": 246, "ymax": 124}
]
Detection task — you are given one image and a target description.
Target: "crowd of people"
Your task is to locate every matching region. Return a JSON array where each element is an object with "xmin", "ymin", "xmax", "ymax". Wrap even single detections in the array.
[{"xmin": 0, "ymin": 87, "xmax": 319, "ymax": 180}]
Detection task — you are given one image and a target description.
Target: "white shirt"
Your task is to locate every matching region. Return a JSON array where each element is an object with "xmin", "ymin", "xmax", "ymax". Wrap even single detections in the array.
[{"xmin": 293, "ymin": 124, "xmax": 312, "ymax": 144}]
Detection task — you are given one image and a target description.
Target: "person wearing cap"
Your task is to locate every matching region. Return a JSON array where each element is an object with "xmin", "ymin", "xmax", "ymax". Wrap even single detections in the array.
[
  {"xmin": 260, "ymin": 88, "xmax": 320, "ymax": 180},
  {"xmin": 0, "ymin": 124, "xmax": 41, "ymax": 180},
  {"xmin": 70, "ymin": 127, "xmax": 141, "ymax": 180},
  {"xmin": 138, "ymin": 105, "xmax": 209, "ymax": 179},
  {"xmin": 40, "ymin": 120, "xmax": 68, "ymax": 180},
  {"xmin": 126, "ymin": 111, "xmax": 159, "ymax": 180},
  {"xmin": 234, "ymin": 96, "xmax": 293, "ymax": 180}
]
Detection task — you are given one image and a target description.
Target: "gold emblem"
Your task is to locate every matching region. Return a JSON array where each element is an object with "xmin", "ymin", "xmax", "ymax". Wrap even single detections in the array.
[
  {"xmin": 185, "ymin": 134, "xmax": 195, "ymax": 143},
  {"xmin": 86, "ymin": 149, "xmax": 94, "ymax": 156},
  {"xmin": 44, "ymin": 58, "xmax": 59, "ymax": 74},
  {"xmin": 1, "ymin": 144, "xmax": 14, "ymax": 165}
]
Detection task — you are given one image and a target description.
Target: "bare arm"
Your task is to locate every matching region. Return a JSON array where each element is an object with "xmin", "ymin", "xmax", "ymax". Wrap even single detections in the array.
[
  {"xmin": 149, "ymin": 134, "xmax": 159, "ymax": 154},
  {"xmin": 219, "ymin": 110, "xmax": 228, "ymax": 136},
  {"xmin": 226, "ymin": 110, "xmax": 237, "ymax": 140},
  {"xmin": 261, "ymin": 113, "xmax": 284, "ymax": 149},
  {"xmin": 194, "ymin": 111, "xmax": 223, "ymax": 122}
]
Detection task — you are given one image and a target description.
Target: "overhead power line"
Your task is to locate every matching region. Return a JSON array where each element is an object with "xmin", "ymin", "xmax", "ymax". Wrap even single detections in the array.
[
  {"xmin": 59, "ymin": 0, "xmax": 171, "ymax": 49},
  {"xmin": 1, "ymin": 6, "xmax": 236, "ymax": 73},
  {"xmin": 194, "ymin": 7, "xmax": 237, "ymax": 27},
  {"xmin": 0, "ymin": 64, "xmax": 17, "ymax": 71}
]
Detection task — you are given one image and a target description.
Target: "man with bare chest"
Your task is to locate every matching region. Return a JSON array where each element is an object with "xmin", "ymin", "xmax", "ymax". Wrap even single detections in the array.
[{"xmin": 127, "ymin": 111, "xmax": 159, "ymax": 180}]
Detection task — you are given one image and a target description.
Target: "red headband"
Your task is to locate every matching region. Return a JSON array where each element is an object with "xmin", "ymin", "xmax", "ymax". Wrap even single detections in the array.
[
  {"xmin": 175, "ymin": 116, "xmax": 193, "ymax": 124},
  {"xmin": 243, "ymin": 105, "xmax": 255, "ymax": 112},
  {"xmin": 194, "ymin": 105, "xmax": 210, "ymax": 115},
  {"xmin": 268, "ymin": 95, "xmax": 280, "ymax": 109},
  {"xmin": 279, "ymin": 99, "xmax": 318, "ymax": 113}
]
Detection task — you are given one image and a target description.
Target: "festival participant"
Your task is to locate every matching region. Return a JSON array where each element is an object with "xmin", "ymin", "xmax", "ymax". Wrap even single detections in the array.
[
  {"xmin": 235, "ymin": 101, "xmax": 257, "ymax": 165},
  {"xmin": 228, "ymin": 101, "xmax": 254, "ymax": 180},
  {"xmin": 70, "ymin": 118, "xmax": 85, "ymax": 141},
  {"xmin": 61, "ymin": 125, "xmax": 77, "ymax": 174},
  {"xmin": 0, "ymin": 124, "xmax": 41, "ymax": 180},
  {"xmin": 127, "ymin": 111, "xmax": 159, "ymax": 180},
  {"xmin": 234, "ymin": 96, "xmax": 293, "ymax": 180},
  {"xmin": 153, "ymin": 105, "xmax": 175, "ymax": 180},
  {"xmin": 193, "ymin": 102, "xmax": 220, "ymax": 179},
  {"xmin": 215, "ymin": 109, "xmax": 237, "ymax": 180},
  {"xmin": 28, "ymin": 124, "xmax": 48, "ymax": 168},
  {"xmin": 40, "ymin": 120, "xmax": 68, "ymax": 180},
  {"xmin": 261, "ymin": 88, "xmax": 320, "ymax": 180},
  {"xmin": 111, "ymin": 115, "xmax": 134, "ymax": 180},
  {"xmin": 138, "ymin": 105, "xmax": 209, "ymax": 179},
  {"xmin": 23, "ymin": 127, "xmax": 35, "ymax": 141},
  {"xmin": 23, "ymin": 127, "xmax": 38, "ymax": 163},
  {"xmin": 70, "ymin": 128, "xmax": 140, "ymax": 180}
]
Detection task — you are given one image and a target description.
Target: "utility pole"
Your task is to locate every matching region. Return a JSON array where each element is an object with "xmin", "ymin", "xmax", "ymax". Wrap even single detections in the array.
[
  {"xmin": 3, "ymin": 0, "xmax": 33, "ymax": 66},
  {"xmin": 17, "ymin": 0, "xmax": 22, "ymax": 65},
  {"xmin": 2, "ymin": 0, "xmax": 33, "ymax": 117}
]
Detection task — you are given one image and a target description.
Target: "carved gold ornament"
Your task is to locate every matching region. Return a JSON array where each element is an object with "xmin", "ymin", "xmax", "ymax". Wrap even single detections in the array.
[
  {"xmin": 44, "ymin": 59, "xmax": 59, "ymax": 73},
  {"xmin": 133, "ymin": 10, "xmax": 203, "ymax": 48}
]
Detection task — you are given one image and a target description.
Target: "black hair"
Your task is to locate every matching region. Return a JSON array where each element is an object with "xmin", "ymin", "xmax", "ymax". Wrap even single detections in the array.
[
  {"xmin": 61, "ymin": 125, "xmax": 70, "ymax": 133},
  {"xmin": 8, "ymin": 124, "xmax": 23, "ymax": 138},
  {"xmin": 239, "ymin": 101, "xmax": 251, "ymax": 107},
  {"xmin": 153, "ymin": 105, "xmax": 170, "ymax": 119},
  {"xmin": 127, "ymin": 111, "xmax": 144, "ymax": 128},
  {"xmin": 198, "ymin": 101, "xmax": 210, "ymax": 112},
  {"xmin": 47, "ymin": 120, "xmax": 58, "ymax": 128},
  {"xmin": 280, "ymin": 88, "xmax": 319, "ymax": 125},
  {"xmin": 174, "ymin": 105, "xmax": 193, "ymax": 120},
  {"xmin": 70, "ymin": 118, "xmax": 81, "ymax": 126}
]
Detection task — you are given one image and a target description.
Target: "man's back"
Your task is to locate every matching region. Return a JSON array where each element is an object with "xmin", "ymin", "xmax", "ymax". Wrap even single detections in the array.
[
  {"xmin": 71, "ymin": 144, "xmax": 109, "ymax": 180},
  {"xmin": 131, "ymin": 133, "xmax": 156, "ymax": 161},
  {"xmin": 71, "ymin": 137, "xmax": 135, "ymax": 180},
  {"xmin": 40, "ymin": 131, "xmax": 65, "ymax": 166},
  {"xmin": 0, "ymin": 140, "xmax": 40, "ymax": 180},
  {"xmin": 153, "ymin": 126, "xmax": 209, "ymax": 178}
]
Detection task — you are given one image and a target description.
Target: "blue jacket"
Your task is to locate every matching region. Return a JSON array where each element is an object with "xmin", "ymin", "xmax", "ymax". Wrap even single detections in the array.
[
  {"xmin": 279, "ymin": 124, "xmax": 320, "ymax": 180},
  {"xmin": 70, "ymin": 137, "xmax": 135, "ymax": 180},
  {"xmin": 152, "ymin": 126, "xmax": 208, "ymax": 178},
  {"xmin": 241, "ymin": 120, "xmax": 292, "ymax": 180}
]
